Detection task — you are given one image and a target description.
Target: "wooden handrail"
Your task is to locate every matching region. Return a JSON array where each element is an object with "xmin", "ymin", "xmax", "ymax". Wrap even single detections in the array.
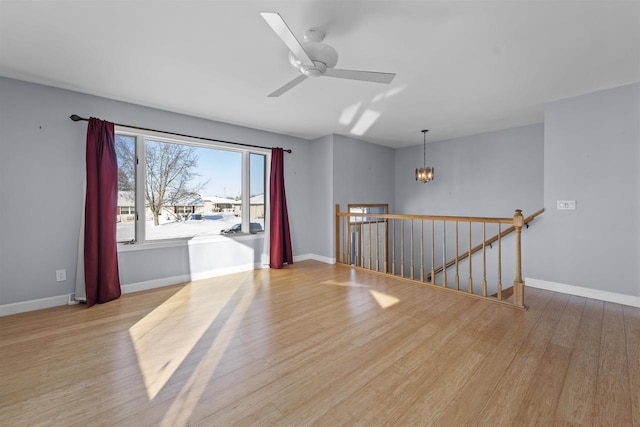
[
  {"xmin": 336, "ymin": 212, "xmax": 514, "ymax": 224},
  {"xmin": 427, "ymin": 208, "xmax": 545, "ymax": 280}
]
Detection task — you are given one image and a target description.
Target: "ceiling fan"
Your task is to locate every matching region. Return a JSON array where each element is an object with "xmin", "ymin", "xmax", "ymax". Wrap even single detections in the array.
[{"xmin": 260, "ymin": 12, "xmax": 396, "ymax": 97}]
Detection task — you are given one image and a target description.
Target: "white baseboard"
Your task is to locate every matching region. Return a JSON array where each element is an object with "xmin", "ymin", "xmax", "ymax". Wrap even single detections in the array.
[
  {"xmin": 121, "ymin": 274, "xmax": 192, "ymax": 294},
  {"xmin": 293, "ymin": 254, "xmax": 312, "ymax": 262},
  {"xmin": 123, "ymin": 262, "xmax": 266, "ymax": 294},
  {"xmin": 188, "ymin": 262, "xmax": 266, "ymax": 281},
  {"xmin": 0, "ymin": 294, "xmax": 71, "ymax": 317},
  {"xmin": 294, "ymin": 253, "xmax": 336, "ymax": 264},
  {"xmin": 1, "ymin": 255, "xmax": 340, "ymax": 316},
  {"xmin": 526, "ymin": 277, "xmax": 640, "ymax": 308}
]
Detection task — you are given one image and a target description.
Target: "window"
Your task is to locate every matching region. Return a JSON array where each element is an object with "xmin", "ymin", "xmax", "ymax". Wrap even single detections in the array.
[
  {"xmin": 174, "ymin": 206, "xmax": 194, "ymax": 215},
  {"xmin": 249, "ymin": 153, "xmax": 266, "ymax": 230},
  {"xmin": 115, "ymin": 129, "xmax": 268, "ymax": 243},
  {"xmin": 115, "ymin": 135, "xmax": 136, "ymax": 242}
]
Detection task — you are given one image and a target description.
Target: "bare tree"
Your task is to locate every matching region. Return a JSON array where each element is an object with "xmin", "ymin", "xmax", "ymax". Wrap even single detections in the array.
[
  {"xmin": 115, "ymin": 137, "xmax": 207, "ymax": 226},
  {"xmin": 145, "ymin": 140, "xmax": 207, "ymax": 225},
  {"xmin": 115, "ymin": 136, "xmax": 135, "ymax": 192}
]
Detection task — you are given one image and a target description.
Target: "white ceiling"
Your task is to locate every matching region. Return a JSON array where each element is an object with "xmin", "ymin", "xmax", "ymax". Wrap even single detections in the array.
[{"xmin": 1, "ymin": 0, "xmax": 638, "ymax": 148}]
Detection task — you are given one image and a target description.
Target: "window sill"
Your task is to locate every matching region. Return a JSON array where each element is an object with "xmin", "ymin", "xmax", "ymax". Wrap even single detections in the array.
[{"xmin": 117, "ymin": 233, "xmax": 265, "ymax": 252}]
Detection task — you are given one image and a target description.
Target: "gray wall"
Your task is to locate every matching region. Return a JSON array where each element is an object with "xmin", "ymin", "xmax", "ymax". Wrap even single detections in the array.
[
  {"xmin": 393, "ymin": 84, "xmax": 640, "ymax": 298},
  {"xmin": 395, "ymin": 124, "xmax": 544, "ymax": 218},
  {"xmin": 393, "ymin": 124, "xmax": 544, "ymax": 291},
  {"xmin": 527, "ymin": 83, "xmax": 640, "ymax": 296},
  {"xmin": 304, "ymin": 134, "xmax": 397, "ymax": 260},
  {"xmin": 329, "ymin": 134, "xmax": 396, "ymax": 260},
  {"xmin": 309, "ymin": 135, "xmax": 333, "ymax": 258},
  {"xmin": 0, "ymin": 77, "xmax": 313, "ymax": 305},
  {"xmin": 2, "ymin": 76, "xmax": 637, "ymax": 307},
  {"xmin": 333, "ymin": 134, "xmax": 396, "ymax": 213}
]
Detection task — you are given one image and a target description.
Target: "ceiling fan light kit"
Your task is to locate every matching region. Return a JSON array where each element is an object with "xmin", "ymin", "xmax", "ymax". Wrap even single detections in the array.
[{"xmin": 260, "ymin": 12, "xmax": 396, "ymax": 97}]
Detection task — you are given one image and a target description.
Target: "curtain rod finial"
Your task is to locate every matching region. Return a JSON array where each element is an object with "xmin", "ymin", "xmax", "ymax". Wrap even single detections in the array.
[{"xmin": 69, "ymin": 114, "xmax": 84, "ymax": 122}]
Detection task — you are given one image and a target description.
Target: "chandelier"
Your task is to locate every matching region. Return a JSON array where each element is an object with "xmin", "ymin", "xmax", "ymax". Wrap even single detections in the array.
[{"xmin": 415, "ymin": 129, "xmax": 434, "ymax": 183}]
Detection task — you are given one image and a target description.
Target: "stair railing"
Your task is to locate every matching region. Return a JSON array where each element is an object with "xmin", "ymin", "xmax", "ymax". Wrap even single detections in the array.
[{"xmin": 335, "ymin": 205, "xmax": 544, "ymax": 309}]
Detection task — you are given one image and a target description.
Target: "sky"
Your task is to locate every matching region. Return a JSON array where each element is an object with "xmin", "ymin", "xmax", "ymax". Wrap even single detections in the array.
[
  {"xmin": 180, "ymin": 147, "xmax": 265, "ymax": 198},
  {"xmin": 117, "ymin": 135, "xmax": 265, "ymax": 199}
]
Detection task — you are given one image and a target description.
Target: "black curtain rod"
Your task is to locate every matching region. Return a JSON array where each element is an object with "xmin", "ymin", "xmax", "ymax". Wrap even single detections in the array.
[{"xmin": 69, "ymin": 114, "xmax": 292, "ymax": 153}]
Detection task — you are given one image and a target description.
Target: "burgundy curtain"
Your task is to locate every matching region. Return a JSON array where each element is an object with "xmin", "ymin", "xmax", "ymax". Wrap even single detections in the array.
[
  {"xmin": 84, "ymin": 118, "xmax": 121, "ymax": 307},
  {"xmin": 269, "ymin": 147, "xmax": 293, "ymax": 268}
]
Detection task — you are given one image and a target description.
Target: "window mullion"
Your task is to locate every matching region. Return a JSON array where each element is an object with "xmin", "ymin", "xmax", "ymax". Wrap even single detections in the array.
[
  {"xmin": 241, "ymin": 151, "xmax": 250, "ymax": 233},
  {"xmin": 136, "ymin": 136, "xmax": 146, "ymax": 243}
]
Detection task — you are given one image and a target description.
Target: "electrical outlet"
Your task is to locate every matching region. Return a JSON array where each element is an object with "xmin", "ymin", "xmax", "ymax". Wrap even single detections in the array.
[{"xmin": 56, "ymin": 269, "xmax": 67, "ymax": 282}]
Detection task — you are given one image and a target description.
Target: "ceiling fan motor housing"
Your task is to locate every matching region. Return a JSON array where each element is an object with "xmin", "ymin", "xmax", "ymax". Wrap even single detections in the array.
[{"xmin": 288, "ymin": 39, "xmax": 338, "ymax": 77}]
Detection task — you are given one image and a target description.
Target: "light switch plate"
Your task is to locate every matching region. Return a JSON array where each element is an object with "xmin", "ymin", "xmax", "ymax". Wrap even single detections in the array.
[{"xmin": 557, "ymin": 200, "xmax": 576, "ymax": 210}]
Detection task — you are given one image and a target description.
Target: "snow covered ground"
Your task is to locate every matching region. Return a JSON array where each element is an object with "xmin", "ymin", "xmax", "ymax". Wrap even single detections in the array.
[{"xmin": 117, "ymin": 213, "xmax": 264, "ymax": 242}]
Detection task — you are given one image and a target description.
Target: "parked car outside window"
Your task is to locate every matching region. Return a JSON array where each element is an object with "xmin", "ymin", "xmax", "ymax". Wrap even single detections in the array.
[{"xmin": 220, "ymin": 223, "xmax": 263, "ymax": 234}]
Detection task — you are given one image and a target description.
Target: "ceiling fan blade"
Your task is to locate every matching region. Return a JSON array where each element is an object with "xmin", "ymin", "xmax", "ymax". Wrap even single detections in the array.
[
  {"xmin": 260, "ymin": 12, "xmax": 314, "ymax": 67},
  {"xmin": 267, "ymin": 74, "xmax": 308, "ymax": 97},
  {"xmin": 324, "ymin": 68, "xmax": 396, "ymax": 84}
]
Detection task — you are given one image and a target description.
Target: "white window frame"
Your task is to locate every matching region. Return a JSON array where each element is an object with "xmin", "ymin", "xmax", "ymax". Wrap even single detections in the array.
[{"xmin": 116, "ymin": 126, "xmax": 270, "ymax": 246}]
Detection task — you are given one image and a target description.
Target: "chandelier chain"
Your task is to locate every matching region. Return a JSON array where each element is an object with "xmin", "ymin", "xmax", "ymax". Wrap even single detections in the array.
[
  {"xmin": 423, "ymin": 130, "xmax": 426, "ymax": 166},
  {"xmin": 422, "ymin": 129, "xmax": 428, "ymax": 167}
]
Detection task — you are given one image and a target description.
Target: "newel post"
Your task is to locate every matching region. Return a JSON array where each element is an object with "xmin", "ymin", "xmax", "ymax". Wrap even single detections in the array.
[
  {"xmin": 335, "ymin": 204, "xmax": 341, "ymax": 264},
  {"xmin": 513, "ymin": 209, "xmax": 525, "ymax": 307}
]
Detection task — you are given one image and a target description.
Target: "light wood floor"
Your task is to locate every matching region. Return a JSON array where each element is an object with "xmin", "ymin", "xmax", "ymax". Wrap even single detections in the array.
[{"xmin": 1, "ymin": 260, "xmax": 638, "ymax": 426}]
